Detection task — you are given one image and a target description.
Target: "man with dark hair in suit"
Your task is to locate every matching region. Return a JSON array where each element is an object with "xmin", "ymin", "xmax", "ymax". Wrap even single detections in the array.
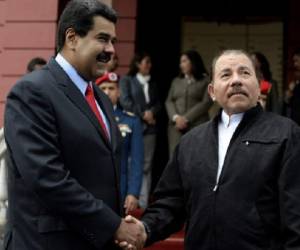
[{"xmin": 4, "ymin": 0, "xmax": 145, "ymax": 249}]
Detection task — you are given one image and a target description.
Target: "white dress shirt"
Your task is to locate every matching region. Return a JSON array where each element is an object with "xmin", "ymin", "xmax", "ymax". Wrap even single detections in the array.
[
  {"xmin": 217, "ymin": 111, "xmax": 244, "ymax": 185},
  {"xmin": 55, "ymin": 53, "xmax": 110, "ymax": 139},
  {"xmin": 136, "ymin": 73, "xmax": 150, "ymax": 104}
]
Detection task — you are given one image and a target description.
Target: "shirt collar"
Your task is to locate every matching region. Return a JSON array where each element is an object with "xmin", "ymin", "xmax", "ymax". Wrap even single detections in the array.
[
  {"xmin": 136, "ymin": 73, "xmax": 151, "ymax": 84},
  {"xmin": 184, "ymin": 74, "xmax": 195, "ymax": 84},
  {"xmin": 55, "ymin": 53, "xmax": 89, "ymax": 95},
  {"xmin": 221, "ymin": 110, "xmax": 244, "ymax": 128}
]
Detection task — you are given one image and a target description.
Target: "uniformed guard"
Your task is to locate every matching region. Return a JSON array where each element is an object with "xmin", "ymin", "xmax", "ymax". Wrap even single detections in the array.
[{"xmin": 96, "ymin": 72, "xmax": 144, "ymax": 214}]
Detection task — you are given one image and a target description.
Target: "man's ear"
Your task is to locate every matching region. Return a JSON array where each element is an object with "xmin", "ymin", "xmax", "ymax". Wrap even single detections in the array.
[
  {"xmin": 65, "ymin": 28, "xmax": 77, "ymax": 50},
  {"xmin": 208, "ymin": 83, "xmax": 216, "ymax": 101}
]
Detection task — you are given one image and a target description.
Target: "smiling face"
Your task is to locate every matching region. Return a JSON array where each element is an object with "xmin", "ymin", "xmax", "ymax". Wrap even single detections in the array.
[
  {"xmin": 63, "ymin": 16, "xmax": 116, "ymax": 81},
  {"xmin": 208, "ymin": 52, "xmax": 260, "ymax": 116}
]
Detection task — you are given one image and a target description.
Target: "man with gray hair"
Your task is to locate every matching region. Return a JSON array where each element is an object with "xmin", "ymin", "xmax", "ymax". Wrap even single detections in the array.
[{"xmin": 121, "ymin": 49, "xmax": 300, "ymax": 250}]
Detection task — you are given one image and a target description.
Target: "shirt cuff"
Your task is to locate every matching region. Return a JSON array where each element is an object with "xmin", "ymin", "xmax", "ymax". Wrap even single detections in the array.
[
  {"xmin": 172, "ymin": 114, "xmax": 179, "ymax": 122},
  {"xmin": 142, "ymin": 221, "xmax": 151, "ymax": 238}
]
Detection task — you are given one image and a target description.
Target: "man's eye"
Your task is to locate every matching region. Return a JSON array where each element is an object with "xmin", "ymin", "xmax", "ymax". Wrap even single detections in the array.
[
  {"xmin": 221, "ymin": 73, "xmax": 229, "ymax": 78},
  {"xmin": 98, "ymin": 37, "xmax": 108, "ymax": 43}
]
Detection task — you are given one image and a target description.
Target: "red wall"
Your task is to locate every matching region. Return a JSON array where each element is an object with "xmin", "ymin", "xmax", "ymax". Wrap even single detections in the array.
[
  {"xmin": 113, "ymin": 0, "xmax": 137, "ymax": 76},
  {"xmin": 0, "ymin": 0, "xmax": 58, "ymax": 126}
]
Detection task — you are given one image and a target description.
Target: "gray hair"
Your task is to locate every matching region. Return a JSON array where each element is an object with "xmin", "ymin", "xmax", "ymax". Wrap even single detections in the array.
[{"xmin": 210, "ymin": 49, "xmax": 257, "ymax": 82}]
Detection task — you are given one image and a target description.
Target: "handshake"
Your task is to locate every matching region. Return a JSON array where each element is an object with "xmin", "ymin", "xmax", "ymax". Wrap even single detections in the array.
[{"xmin": 114, "ymin": 215, "xmax": 147, "ymax": 250}]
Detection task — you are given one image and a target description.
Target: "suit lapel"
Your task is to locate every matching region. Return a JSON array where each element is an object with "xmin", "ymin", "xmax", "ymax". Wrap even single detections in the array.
[
  {"xmin": 47, "ymin": 58, "xmax": 112, "ymax": 149},
  {"xmin": 93, "ymin": 84, "xmax": 119, "ymax": 152},
  {"xmin": 133, "ymin": 76, "xmax": 147, "ymax": 107}
]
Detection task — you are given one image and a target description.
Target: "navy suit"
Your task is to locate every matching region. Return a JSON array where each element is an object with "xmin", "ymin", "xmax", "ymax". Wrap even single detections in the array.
[
  {"xmin": 114, "ymin": 107, "xmax": 143, "ymax": 202},
  {"xmin": 4, "ymin": 59, "xmax": 122, "ymax": 250}
]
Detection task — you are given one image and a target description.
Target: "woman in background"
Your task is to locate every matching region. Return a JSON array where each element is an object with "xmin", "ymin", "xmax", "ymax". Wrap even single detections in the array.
[
  {"xmin": 165, "ymin": 49, "xmax": 212, "ymax": 157},
  {"xmin": 251, "ymin": 51, "xmax": 282, "ymax": 113},
  {"xmin": 119, "ymin": 52, "xmax": 161, "ymax": 209}
]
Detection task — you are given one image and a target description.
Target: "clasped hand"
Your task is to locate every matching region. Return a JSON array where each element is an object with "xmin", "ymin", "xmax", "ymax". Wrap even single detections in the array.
[{"xmin": 114, "ymin": 215, "xmax": 147, "ymax": 250}]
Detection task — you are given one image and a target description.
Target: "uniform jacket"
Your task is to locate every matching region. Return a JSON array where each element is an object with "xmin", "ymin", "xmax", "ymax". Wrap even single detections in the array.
[
  {"xmin": 4, "ymin": 59, "xmax": 123, "ymax": 250},
  {"xmin": 142, "ymin": 105, "xmax": 300, "ymax": 250},
  {"xmin": 113, "ymin": 107, "xmax": 143, "ymax": 202}
]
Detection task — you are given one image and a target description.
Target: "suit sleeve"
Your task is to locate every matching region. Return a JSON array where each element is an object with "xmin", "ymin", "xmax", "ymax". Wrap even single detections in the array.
[
  {"xmin": 119, "ymin": 76, "xmax": 143, "ymax": 117},
  {"xmin": 4, "ymin": 81, "xmax": 121, "ymax": 249},
  {"xmin": 141, "ymin": 145, "xmax": 186, "ymax": 245},
  {"xmin": 127, "ymin": 117, "xmax": 144, "ymax": 197},
  {"xmin": 149, "ymin": 82, "xmax": 161, "ymax": 117},
  {"xmin": 279, "ymin": 123, "xmax": 300, "ymax": 249},
  {"xmin": 165, "ymin": 79, "xmax": 177, "ymax": 121}
]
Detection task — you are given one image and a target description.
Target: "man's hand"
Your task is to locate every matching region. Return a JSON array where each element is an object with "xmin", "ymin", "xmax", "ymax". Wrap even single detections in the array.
[
  {"xmin": 175, "ymin": 115, "xmax": 188, "ymax": 131},
  {"xmin": 114, "ymin": 216, "xmax": 146, "ymax": 250},
  {"xmin": 143, "ymin": 110, "xmax": 156, "ymax": 125},
  {"xmin": 124, "ymin": 195, "xmax": 138, "ymax": 215}
]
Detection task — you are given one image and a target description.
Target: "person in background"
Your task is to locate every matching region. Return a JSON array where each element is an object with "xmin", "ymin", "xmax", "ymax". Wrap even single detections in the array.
[
  {"xmin": 285, "ymin": 48, "xmax": 300, "ymax": 125},
  {"xmin": 165, "ymin": 49, "xmax": 212, "ymax": 157},
  {"xmin": 250, "ymin": 51, "xmax": 282, "ymax": 113},
  {"xmin": 119, "ymin": 52, "xmax": 161, "ymax": 209},
  {"xmin": 26, "ymin": 57, "xmax": 47, "ymax": 73},
  {"xmin": 97, "ymin": 72, "xmax": 144, "ymax": 215}
]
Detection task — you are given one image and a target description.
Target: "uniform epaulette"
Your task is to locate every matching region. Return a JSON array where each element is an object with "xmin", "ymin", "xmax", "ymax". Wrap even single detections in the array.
[{"xmin": 123, "ymin": 110, "xmax": 135, "ymax": 117}]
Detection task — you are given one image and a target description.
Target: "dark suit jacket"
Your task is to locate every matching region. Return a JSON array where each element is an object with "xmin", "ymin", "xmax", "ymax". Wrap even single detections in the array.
[
  {"xmin": 4, "ymin": 58, "xmax": 123, "ymax": 250},
  {"xmin": 119, "ymin": 75, "xmax": 161, "ymax": 134}
]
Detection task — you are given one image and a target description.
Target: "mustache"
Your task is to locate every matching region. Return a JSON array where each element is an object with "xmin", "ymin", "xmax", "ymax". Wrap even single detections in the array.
[
  {"xmin": 228, "ymin": 86, "xmax": 248, "ymax": 98},
  {"xmin": 96, "ymin": 52, "xmax": 111, "ymax": 63}
]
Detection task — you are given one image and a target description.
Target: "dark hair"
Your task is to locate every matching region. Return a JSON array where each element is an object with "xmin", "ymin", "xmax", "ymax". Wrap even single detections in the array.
[
  {"xmin": 293, "ymin": 48, "xmax": 300, "ymax": 57},
  {"xmin": 27, "ymin": 57, "xmax": 47, "ymax": 72},
  {"xmin": 57, "ymin": 0, "xmax": 117, "ymax": 52},
  {"xmin": 127, "ymin": 52, "xmax": 151, "ymax": 76},
  {"xmin": 179, "ymin": 50, "xmax": 208, "ymax": 80},
  {"xmin": 251, "ymin": 51, "xmax": 272, "ymax": 81}
]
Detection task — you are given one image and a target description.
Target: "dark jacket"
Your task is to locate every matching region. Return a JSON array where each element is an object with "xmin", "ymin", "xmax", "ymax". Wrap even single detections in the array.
[
  {"xmin": 119, "ymin": 75, "xmax": 161, "ymax": 134},
  {"xmin": 289, "ymin": 82, "xmax": 300, "ymax": 125},
  {"xmin": 4, "ymin": 59, "xmax": 123, "ymax": 250},
  {"xmin": 142, "ymin": 105, "xmax": 300, "ymax": 250}
]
